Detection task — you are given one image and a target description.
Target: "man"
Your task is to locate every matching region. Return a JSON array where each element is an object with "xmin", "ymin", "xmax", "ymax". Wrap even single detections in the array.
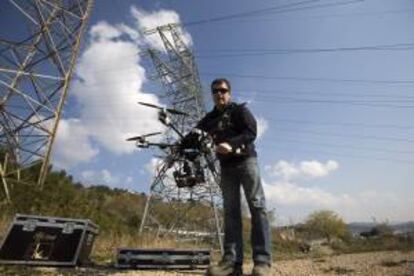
[{"xmin": 196, "ymin": 78, "xmax": 272, "ymax": 276}]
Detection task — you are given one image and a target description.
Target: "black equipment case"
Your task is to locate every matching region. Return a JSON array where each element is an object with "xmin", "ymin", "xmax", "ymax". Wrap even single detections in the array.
[
  {"xmin": 0, "ymin": 214, "xmax": 98, "ymax": 266},
  {"xmin": 116, "ymin": 248, "xmax": 211, "ymax": 269}
]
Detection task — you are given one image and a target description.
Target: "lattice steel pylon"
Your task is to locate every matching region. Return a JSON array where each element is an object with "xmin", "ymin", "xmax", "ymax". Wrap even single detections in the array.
[
  {"xmin": 0, "ymin": 0, "xmax": 94, "ymax": 201},
  {"xmin": 138, "ymin": 24, "xmax": 223, "ymax": 251}
]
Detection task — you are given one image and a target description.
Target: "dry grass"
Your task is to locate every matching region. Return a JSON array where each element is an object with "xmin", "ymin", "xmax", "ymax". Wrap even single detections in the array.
[
  {"xmin": 92, "ymin": 232, "xmax": 187, "ymax": 263},
  {"xmin": 1, "ymin": 217, "xmax": 413, "ymax": 275},
  {"xmin": 0, "ymin": 215, "xmax": 12, "ymax": 240}
]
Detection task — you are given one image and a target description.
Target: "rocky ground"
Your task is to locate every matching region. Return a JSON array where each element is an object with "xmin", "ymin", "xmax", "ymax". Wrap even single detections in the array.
[{"xmin": 0, "ymin": 250, "xmax": 413, "ymax": 275}]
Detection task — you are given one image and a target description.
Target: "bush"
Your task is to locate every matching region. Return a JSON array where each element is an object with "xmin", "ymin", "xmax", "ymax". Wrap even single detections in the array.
[{"xmin": 303, "ymin": 210, "xmax": 349, "ymax": 242}]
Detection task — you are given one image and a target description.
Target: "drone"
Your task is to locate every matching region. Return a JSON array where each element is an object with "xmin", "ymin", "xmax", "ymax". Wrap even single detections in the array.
[
  {"xmin": 127, "ymin": 102, "xmax": 214, "ymax": 188},
  {"xmin": 126, "ymin": 132, "xmax": 171, "ymax": 149}
]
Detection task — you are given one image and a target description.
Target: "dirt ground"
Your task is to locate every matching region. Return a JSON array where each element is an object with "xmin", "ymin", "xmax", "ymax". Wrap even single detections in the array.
[{"xmin": 0, "ymin": 250, "xmax": 413, "ymax": 275}]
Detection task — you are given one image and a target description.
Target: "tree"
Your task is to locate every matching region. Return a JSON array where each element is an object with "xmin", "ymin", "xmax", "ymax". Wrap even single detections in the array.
[{"xmin": 304, "ymin": 210, "xmax": 348, "ymax": 242}]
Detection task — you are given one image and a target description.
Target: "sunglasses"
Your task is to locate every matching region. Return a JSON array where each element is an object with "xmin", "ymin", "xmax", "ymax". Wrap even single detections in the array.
[{"xmin": 212, "ymin": 88, "xmax": 229, "ymax": 94}]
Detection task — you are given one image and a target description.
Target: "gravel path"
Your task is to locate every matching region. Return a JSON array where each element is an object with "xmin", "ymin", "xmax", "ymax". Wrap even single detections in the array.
[{"xmin": 1, "ymin": 250, "xmax": 413, "ymax": 275}]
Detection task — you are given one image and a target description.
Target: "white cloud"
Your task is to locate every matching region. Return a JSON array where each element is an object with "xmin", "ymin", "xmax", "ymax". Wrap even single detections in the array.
[
  {"xmin": 145, "ymin": 157, "xmax": 164, "ymax": 176},
  {"xmin": 263, "ymin": 179, "xmax": 354, "ymax": 207},
  {"xmin": 126, "ymin": 176, "xmax": 133, "ymax": 184},
  {"xmin": 352, "ymin": 190, "xmax": 403, "ymax": 222},
  {"xmin": 130, "ymin": 6, "xmax": 192, "ymax": 51},
  {"xmin": 90, "ymin": 21, "xmax": 122, "ymax": 41},
  {"xmin": 80, "ymin": 169, "xmax": 120, "ymax": 186},
  {"xmin": 263, "ymin": 159, "xmax": 356, "ymax": 223},
  {"xmin": 262, "ymin": 159, "xmax": 411, "ymax": 223},
  {"xmin": 144, "ymin": 157, "xmax": 177, "ymax": 188},
  {"xmin": 53, "ymin": 119, "xmax": 99, "ymax": 168},
  {"xmin": 266, "ymin": 160, "xmax": 339, "ymax": 180},
  {"xmin": 256, "ymin": 117, "xmax": 268, "ymax": 139},
  {"xmin": 266, "ymin": 180, "xmax": 412, "ymax": 223},
  {"xmin": 80, "ymin": 170, "xmax": 139, "ymax": 188},
  {"xmin": 54, "ymin": 6, "xmax": 191, "ymax": 166},
  {"xmin": 301, "ymin": 160, "xmax": 339, "ymax": 177},
  {"xmin": 73, "ymin": 20, "xmax": 165, "ymax": 155}
]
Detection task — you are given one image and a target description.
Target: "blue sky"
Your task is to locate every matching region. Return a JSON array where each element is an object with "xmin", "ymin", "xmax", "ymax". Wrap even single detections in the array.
[{"xmin": 3, "ymin": 0, "xmax": 413, "ymax": 224}]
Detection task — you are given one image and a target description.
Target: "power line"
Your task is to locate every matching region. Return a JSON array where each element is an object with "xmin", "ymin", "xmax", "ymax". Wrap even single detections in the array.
[
  {"xmin": 69, "ymin": 80, "xmax": 414, "ymax": 102},
  {"xmin": 183, "ymin": 0, "xmax": 324, "ymax": 26},
  {"xmin": 221, "ymin": 7, "xmax": 414, "ymax": 24},
  {"xmin": 182, "ymin": 0, "xmax": 364, "ymax": 27},
  {"xmin": 68, "ymin": 79, "xmax": 414, "ymax": 110},
  {"xmin": 71, "ymin": 70, "xmax": 414, "ymax": 88},
  {"xmin": 256, "ymin": 117, "xmax": 414, "ymax": 131},
  {"xmin": 66, "ymin": 41, "xmax": 414, "ymax": 76},
  {"xmin": 200, "ymin": 72, "xmax": 414, "ymax": 85},
  {"xmin": 264, "ymin": 137, "xmax": 414, "ymax": 154},
  {"xmin": 70, "ymin": 62, "xmax": 414, "ymax": 99},
  {"xmin": 260, "ymin": 143, "xmax": 414, "ymax": 165},
  {"xmin": 236, "ymin": 94, "xmax": 414, "ymax": 109},
  {"xmin": 195, "ymin": 43, "xmax": 414, "ymax": 58},
  {"xmin": 65, "ymin": 90, "xmax": 414, "ymax": 109},
  {"xmin": 58, "ymin": 110, "xmax": 414, "ymax": 143},
  {"xmin": 271, "ymin": 126, "xmax": 414, "ymax": 143},
  {"xmin": 62, "ymin": 99, "xmax": 414, "ymax": 131},
  {"xmin": 237, "ymin": 91, "xmax": 414, "ymax": 103},
  {"xmin": 52, "ymin": 131, "xmax": 414, "ymax": 158},
  {"xmin": 68, "ymin": 95, "xmax": 414, "ymax": 106},
  {"xmin": 236, "ymin": 88, "xmax": 414, "ymax": 100},
  {"xmin": 70, "ymin": 72, "xmax": 414, "ymax": 103}
]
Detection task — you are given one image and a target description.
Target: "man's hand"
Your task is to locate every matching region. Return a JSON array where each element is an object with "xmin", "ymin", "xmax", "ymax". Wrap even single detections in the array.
[{"xmin": 216, "ymin": 142, "xmax": 232, "ymax": 155}]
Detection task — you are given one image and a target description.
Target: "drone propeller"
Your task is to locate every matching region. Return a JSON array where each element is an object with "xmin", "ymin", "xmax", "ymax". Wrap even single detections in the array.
[
  {"xmin": 126, "ymin": 131, "xmax": 162, "ymax": 141},
  {"xmin": 138, "ymin": 102, "xmax": 189, "ymax": 116}
]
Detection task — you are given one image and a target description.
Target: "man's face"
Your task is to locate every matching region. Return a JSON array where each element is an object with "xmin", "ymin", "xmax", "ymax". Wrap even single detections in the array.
[{"xmin": 212, "ymin": 82, "xmax": 231, "ymax": 108}]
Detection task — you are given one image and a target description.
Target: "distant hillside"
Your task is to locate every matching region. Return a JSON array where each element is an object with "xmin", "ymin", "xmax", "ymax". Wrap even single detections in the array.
[
  {"xmin": 348, "ymin": 221, "xmax": 414, "ymax": 234},
  {"xmin": 0, "ymin": 163, "xmax": 217, "ymax": 235}
]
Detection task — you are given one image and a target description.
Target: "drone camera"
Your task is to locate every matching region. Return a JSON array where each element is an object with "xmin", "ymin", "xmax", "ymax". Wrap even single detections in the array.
[{"xmin": 173, "ymin": 160, "xmax": 205, "ymax": 188}]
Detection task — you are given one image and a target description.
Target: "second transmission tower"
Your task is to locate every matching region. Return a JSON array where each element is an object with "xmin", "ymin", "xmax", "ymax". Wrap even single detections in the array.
[{"xmin": 138, "ymin": 24, "xmax": 223, "ymax": 251}]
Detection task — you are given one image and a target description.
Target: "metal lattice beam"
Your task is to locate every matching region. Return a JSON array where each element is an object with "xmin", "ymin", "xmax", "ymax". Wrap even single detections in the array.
[{"xmin": 0, "ymin": 0, "xmax": 94, "ymax": 200}]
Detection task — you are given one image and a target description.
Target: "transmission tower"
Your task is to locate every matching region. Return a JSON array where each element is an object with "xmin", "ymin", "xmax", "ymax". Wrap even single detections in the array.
[
  {"xmin": 0, "ymin": 0, "xmax": 94, "ymax": 201},
  {"xmin": 138, "ymin": 24, "xmax": 223, "ymax": 251}
]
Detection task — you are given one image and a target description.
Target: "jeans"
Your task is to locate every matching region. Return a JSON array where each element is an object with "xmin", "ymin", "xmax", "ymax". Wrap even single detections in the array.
[{"xmin": 220, "ymin": 157, "xmax": 271, "ymax": 265}]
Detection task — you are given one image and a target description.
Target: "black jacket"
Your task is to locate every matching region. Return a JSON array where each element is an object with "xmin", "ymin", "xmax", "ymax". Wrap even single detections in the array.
[{"xmin": 196, "ymin": 102, "xmax": 257, "ymax": 166}]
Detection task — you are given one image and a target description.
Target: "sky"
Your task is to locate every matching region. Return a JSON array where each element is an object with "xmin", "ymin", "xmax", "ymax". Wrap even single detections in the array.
[{"xmin": 2, "ymin": 0, "xmax": 414, "ymax": 225}]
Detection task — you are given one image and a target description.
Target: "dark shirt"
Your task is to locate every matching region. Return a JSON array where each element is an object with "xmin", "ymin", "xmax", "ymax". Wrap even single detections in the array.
[{"xmin": 196, "ymin": 102, "xmax": 257, "ymax": 166}]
